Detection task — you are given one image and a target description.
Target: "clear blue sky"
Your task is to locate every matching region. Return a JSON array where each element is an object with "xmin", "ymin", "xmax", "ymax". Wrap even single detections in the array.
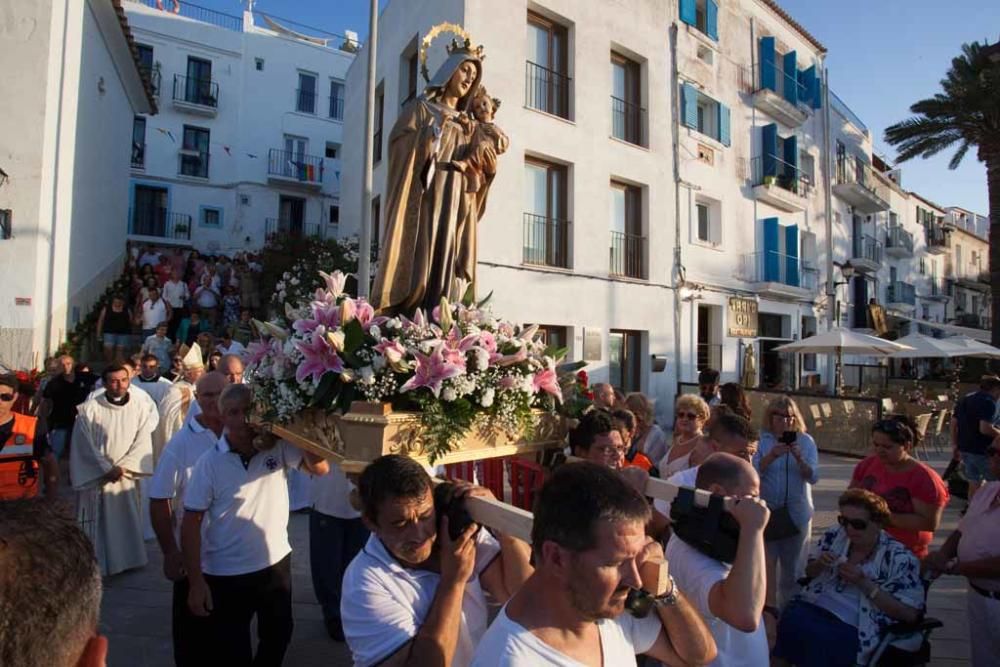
[{"xmin": 199, "ymin": 0, "xmax": 996, "ymax": 214}]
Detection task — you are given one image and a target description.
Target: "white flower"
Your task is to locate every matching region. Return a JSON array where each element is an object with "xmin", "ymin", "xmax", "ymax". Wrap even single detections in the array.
[
  {"xmin": 369, "ymin": 324, "xmax": 381, "ymax": 339},
  {"xmin": 359, "ymin": 366, "xmax": 375, "ymax": 385},
  {"xmin": 474, "ymin": 348, "xmax": 490, "ymax": 371},
  {"xmin": 442, "ymin": 387, "xmax": 457, "ymax": 401},
  {"xmin": 290, "ymin": 277, "xmax": 300, "ymax": 286},
  {"xmin": 480, "ymin": 387, "xmax": 495, "ymax": 407}
]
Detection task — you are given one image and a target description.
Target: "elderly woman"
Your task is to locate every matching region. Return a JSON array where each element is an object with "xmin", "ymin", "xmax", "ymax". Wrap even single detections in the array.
[
  {"xmin": 624, "ymin": 392, "xmax": 668, "ymax": 466},
  {"xmin": 658, "ymin": 394, "xmax": 711, "ymax": 478},
  {"xmin": 850, "ymin": 416, "xmax": 949, "ymax": 559},
  {"xmin": 754, "ymin": 396, "xmax": 819, "ymax": 611},
  {"xmin": 773, "ymin": 489, "xmax": 924, "ymax": 667}
]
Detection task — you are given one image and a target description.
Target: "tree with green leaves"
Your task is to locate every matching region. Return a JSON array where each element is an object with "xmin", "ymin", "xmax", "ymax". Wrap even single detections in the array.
[{"xmin": 884, "ymin": 41, "xmax": 1000, "ymax": 346}]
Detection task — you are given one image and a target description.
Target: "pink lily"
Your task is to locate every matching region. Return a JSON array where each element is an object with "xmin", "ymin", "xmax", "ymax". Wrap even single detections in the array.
[
  {"xmin": 374, "ymin": 338, "xmax": 409, "ymax": 372},
  {"xmin": 355, "ymin": 299, "xmax": 388, "ymax": 332},
  {"xmin": 319, "ymin": 270, "xmax": 348, "ymax": 296},
  {"xmin": 532, "ymin": 368, "xmax": 563, "ymax": 402},
  {"xmin": 399, "ymin": 345, "xmax": 464, "ymax": 398},
  {"xmin": 294, "ymin": 299, "xmax": 340, "ymax": 335},
  {"xmin": 245, "ymin": 339, "xmax": 271, "ymax": 367},
  {"xmin": 293, "ymin": 328, "xmax": 344, "ymax": 384},
  {"xmin": 495, "ymin": 345, "xmax": 528, "ymax": 367}
]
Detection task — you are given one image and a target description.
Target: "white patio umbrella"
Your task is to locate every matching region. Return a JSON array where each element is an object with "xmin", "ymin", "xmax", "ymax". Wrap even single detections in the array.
[
  {"xmin": 887, "ymin": 332, "xmax": 966, "ymax": 359},
  {"xmin": 773, "ymin": 328, "xmax": 914, "ymax": 394},
  {"xmin": 941, "ymin": 336, "xmax": 1000, "ymax": 359}
]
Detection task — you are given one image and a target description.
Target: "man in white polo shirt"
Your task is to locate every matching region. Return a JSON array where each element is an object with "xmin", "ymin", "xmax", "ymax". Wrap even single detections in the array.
[
  {"xmin": 472, "ymin": 462, "xmax": 716, "ymax": 666},
  {"xmin": 342, "ymin": 455, "xmax": 532, "ymax": 667},
  {"xmin": 181, "ymin": 384, "xmax": 329, "ymax": 665},
  {"xmin": 664, "ymin": 453, "xmax": 770, "ymax": 667},
  {"xmin": 148, "ymin": 371, "xmax": 226, "ymax": 666}
]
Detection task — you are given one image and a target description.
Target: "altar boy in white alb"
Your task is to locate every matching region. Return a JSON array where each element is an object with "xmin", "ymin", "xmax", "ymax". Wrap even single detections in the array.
[{"xmin": 70, "ymin": 363, "xmax": 159, "ymax": 576}]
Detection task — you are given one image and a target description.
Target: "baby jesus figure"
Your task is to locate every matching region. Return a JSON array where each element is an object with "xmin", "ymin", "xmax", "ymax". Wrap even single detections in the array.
[{"xmin": 454, "ymin": 86, "xmax": 509, "ymax": 193}]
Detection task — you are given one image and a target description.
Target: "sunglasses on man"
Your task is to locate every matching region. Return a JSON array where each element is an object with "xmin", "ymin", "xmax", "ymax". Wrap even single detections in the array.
[
  {"xmin": 0, "ymin": 392, "xmax": 15, "ymax": 402},
  {"xmin": 837, "ymin": 515, "xmax": 870, "ymax": 531}
]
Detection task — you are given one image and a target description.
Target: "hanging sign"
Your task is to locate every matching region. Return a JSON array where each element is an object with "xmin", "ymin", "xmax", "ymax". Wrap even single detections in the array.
[{"xmin": 727, "ymin": 297, "xmax": 759, "ymax": 337}]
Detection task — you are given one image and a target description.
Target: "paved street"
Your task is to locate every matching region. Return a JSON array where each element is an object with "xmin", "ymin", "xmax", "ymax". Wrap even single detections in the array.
[{"xmin": 99, "ymin": 451, "xmax": 970, "ymax": 666}]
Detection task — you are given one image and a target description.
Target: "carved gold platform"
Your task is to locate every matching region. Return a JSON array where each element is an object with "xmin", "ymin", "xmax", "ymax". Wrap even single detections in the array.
[{"xmin": 269, "ymin": 401, "xmax": 567, "ymax": 474}]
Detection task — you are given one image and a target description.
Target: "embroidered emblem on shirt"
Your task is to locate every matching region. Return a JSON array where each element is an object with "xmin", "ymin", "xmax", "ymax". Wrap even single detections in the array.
[
  {"xmin": 265, "ymin": 456, "xmax": 279, "ymax": 471},
  {"xmin": 14, "ymin": 435, "xmax": 26, "ymax": 445}
]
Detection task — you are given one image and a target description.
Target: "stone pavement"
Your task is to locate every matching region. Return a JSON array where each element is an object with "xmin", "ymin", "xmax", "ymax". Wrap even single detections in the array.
[{"xmin": 98, "ymin": 452, "xmax": 971, "ymax": 666}]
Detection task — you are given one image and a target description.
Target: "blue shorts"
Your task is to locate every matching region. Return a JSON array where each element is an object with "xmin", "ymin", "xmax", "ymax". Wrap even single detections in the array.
[
  {"xmin": 774, "ymin": 599, "xmax": 860, "ymax": 667},
  {"xmin": 102, "ymin": 332, "xmax": 131, "ymax": 348},
  {"xmin": 961, "ymin": 452, "xmax": 998, "ymax": 483}
]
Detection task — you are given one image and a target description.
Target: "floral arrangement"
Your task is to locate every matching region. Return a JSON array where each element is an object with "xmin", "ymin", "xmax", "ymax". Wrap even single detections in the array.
[
  {"xmin": 246, "ymin": 270, "xmax": 570, "ymax": 462},
  {"xmin": 257, "ymin": 233, "xmax": 359, "ymax": 316}
]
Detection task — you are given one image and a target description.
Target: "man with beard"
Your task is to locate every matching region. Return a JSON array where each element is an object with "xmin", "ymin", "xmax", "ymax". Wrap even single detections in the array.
[
  {"xmin": 698, "ymin": 368, "xmax": 721, "ymax": 406},
  {"xmin": 342, "ymin": 455, "xmax": 532, "ymax": 667},
  {"xmin": 472, "ymin": 462, "xmax": 715, "ymax": 666}
]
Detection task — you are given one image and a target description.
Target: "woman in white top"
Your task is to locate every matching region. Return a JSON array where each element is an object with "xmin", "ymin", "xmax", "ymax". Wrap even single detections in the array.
[
  {"xmin": 625, "ymin": 392, "xmax": 669, "ymax": 466},
  {"xmin": 658, "ymin": 394, "xmax": 711, "ymax": 478}
]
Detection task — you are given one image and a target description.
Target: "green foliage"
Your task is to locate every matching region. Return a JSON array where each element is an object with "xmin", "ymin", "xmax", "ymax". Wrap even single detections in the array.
[
  {"xmin": 258, "ymin": 235, "xmax": 358, "ymax": 312},
  {"xmin": 415, "ymin": 394, "xmax": 478, "ymax": 464}
]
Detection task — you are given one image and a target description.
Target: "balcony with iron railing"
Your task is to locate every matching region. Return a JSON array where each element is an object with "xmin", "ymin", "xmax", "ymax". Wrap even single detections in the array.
[
  {"xmin": 833, "ymin": 156, "xmax": 890, "ymax": 213},
  {"xmin": 749, "ymin": 155, "xmax": 811, "ymax": 213},
  {"xmin": 296, "ymin": 88, "xmax": 317, "ymax": 114},
  {"xmin": 925, "ymin": 224, "xmax": 950, "ymax": 255},
  {"xmin": 127, "ymin": 0, "xmax": 244, "ymax": 31},
  {"xmin": 886, "ymin": 281, "xmax": 916, "ymax": 309},
  {"xmin": 178, "ymin": 151, "xmax": 210, "ymax": 179},
  {"xmin": 740, "ymin": 62, "xmax": 810, "ymax": 128},
  {"xmin": 128, "ymin": 208, "xmax": 192, "ymax": 241},
  {"xmin": 522, "ymin": 213, "xmax": 570, "ymax": 269},
  {"xmin": 884, "ymin": 225, "xmax": 914, "ymax": 258},
  {"xmin": 610, "ymin": 96, "xmax": 646, "ymax": 147},
  {"xmin": 924, "ymin": 277, "xmax": 950, "ymax": 301},
  {"xmin": 952, "ymin": 265, "xmax": 991, "ymax": 291},
  {"xmin": 740, "ymin": 251, "xmax": 818, "ymax": 297},
  {"xmin": 267, "ymin": 149, "xmax": 324, "ymax": 188},
  {"xmin": 329, "ymin": 95, "xmax": 345, "ymax": 120},
  {"xmin": 265, "ymin": 218, "xmax": 328, "ymax": 241},
  {"xmin": 131, "ymin": 141, "xmax": 145, "ymax": 169},
  {"xmin": 955, "ymin": 312, "xmax": 989, "ymax": 329},
  {"xmin": 850, "ymin": 234, "xmax": 882, "ymax": 273},
  {"xmin": 525, "ymin": 61, "xmax": 571, "ymax": 120},
  {"xmin": 609, "ymin": 231, "xmax": 646, "ymax": 279},
  {"xmin": 172, "ymin": 75, "xmax": 218, "ymax": 115}
]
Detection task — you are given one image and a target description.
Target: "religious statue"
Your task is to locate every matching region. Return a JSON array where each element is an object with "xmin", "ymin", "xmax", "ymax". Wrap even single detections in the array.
[
  {"xmin": 741, "ymin": 343, "xmax": 757, "ymax": 389},
  {"xmin": 371, "ymin": 26, "xmax": 506, "ymax": 316}
]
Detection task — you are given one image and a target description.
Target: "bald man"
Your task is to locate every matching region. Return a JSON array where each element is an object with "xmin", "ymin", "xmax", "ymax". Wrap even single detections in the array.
[
  {"xmin": 217, "ymin": 354, "xmax": 244, "ymax": 385},
  {"xmin": 148, "ymin": 372, "xmax": 227, "ymax": 665},
  {"xmin": 665, "ymin": 454, "xmax": 770, "ymax": 667}
]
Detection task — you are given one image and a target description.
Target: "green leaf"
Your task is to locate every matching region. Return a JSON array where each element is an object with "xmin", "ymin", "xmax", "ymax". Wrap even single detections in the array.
[
  {"xmin": 461, "ymin": 281, "xmax": 476, "ymax": 307},
  {"xmin": 311, "ymin": 372, "xmax": 341, "ymax": 407},
  {"xmin": 343, "ymin": 318, "xmax": 365, "ymax": 355},
  {"xmin": 476, "ymin": 290, "xmax": 494, "ymax": 309},
  {"xmin": 556, "ymin": 360, "xmax": 586, "ymax": 373}
]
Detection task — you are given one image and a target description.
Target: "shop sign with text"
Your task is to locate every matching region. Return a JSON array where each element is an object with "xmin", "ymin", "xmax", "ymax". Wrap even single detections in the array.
[{"xmin": 727, "ymin": 297, "xmax": 759, "ymax": 337}]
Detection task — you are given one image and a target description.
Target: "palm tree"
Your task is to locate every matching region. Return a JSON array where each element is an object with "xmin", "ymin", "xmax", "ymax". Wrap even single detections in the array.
[{"xmin": 884, "ymin": 41, "xmax": 1000, "ymax": 346}]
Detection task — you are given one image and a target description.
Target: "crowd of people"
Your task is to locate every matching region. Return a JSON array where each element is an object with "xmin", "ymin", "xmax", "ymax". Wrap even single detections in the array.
[{"xmin": 2, "ymin": 356, "xmax": 999, "ymax": 667}]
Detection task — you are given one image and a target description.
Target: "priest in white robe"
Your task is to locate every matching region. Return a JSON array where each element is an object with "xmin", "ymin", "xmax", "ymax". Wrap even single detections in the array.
[
  {"xmin": 71, "ymin": 363, "xmax": 159, "ymax": 576},
  {"xmin": 153, "ymin": 343, "xmax": 204, "ymax": 465}
]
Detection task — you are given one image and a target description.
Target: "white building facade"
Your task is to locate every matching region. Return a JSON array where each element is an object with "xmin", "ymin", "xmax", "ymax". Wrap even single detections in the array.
[
  {"xmin": 123, "ymin": 0, "xmax": 356, "ymax": 254},
  {"xmin": 0, "ymin": 0, "xmax": 155, "ymax": 368}
]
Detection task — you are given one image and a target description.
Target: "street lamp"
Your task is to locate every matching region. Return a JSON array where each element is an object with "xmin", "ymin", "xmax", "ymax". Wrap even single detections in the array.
[{"xmin": 832, "ymin": 261, "xmax": 856, "ymax": 326}]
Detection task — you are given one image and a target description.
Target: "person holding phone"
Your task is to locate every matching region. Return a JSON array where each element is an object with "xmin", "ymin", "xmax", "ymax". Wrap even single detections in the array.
[
  {"xmin": 754, "ymin": 396, "xmax": 819, "ymax": 614},
  {"xmin": 341, "ymin": 455, "xmax": 532, "ymax": 667}
]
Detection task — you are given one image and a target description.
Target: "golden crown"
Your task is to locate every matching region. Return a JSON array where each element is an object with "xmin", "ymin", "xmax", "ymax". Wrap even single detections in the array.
[{"xmin": 420, "ymin": 23, "xmax": 485, "ymax": 84}]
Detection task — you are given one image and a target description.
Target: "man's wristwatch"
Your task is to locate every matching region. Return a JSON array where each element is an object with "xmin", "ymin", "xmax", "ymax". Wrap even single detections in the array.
[{"xmin": 652, "ymin": 575, "xmax": 680, "ymax": 607}]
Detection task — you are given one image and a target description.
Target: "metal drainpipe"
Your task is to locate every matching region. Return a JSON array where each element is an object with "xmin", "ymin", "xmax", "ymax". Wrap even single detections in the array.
[
  {"xmin": 822, "ymin": 60, "xmax": 836, "ymax": 390},
  {"xmin": 669, "ymin": 24, "xmax": 683, "ymax": 391},
  {"xmin": 356, "ymin": 0, "xmax": 378, "ymax": 298}
]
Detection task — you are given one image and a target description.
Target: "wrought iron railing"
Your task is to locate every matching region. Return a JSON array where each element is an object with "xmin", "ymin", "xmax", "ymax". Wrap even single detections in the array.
[
  {"xmin": 296, "ymin": 88, "xmax": 317, "ymax": 114},
  {"xmin": 611, "ymin": 96, "xmax": 646, "ymax": 146},
  {"xmin": 886, "ymin": 281, "xmax": 916, "ymax": 306},
  {"xmin": 925, "ymin": 223, "xmax": 949, "ymax": 249},
  {"xmin": 885, "ymin": 225, "xmax": 914, "ymax": 253},
  {"xmin": 131, "ymin": 142, "xmax": 145, "ymax": 169},
  {"xmin": 172, "ymin": 74, "xmax": 218, "ymax": 108},
  {"xmin": 265, "ymin": 218, "xmax": 325, "ymax": 240},
  {"xmin": 267, "ymin": 149, "xmax": 324, "ymax": 184},
  {"xmin": 178, "ymin": 151, "xmax": 209, "ymax": 178},
  {"xmin": 609, "ymin": 231, "xmax": 646, "ymax": 279},
  {"xmin": 522, "ymin": 213, "xmax": 570, "ymax": 268},
  {"xmin": 749, "ymin": 156, "xmax": 811, "ymax": 197},
  {"xmin": 525, "ymin": 61, "xmax": 571, "ymax": 119},
  {"xmin": 328, "ymin": 94, "xmax": 345, "ymax": 120},
  {"xmin": 126, "ymin": 0, "xmax": 244, "ymax": 31},
  {"xmin": 852, "ymin": 234, "xmax": 882, "ymax": 264},
  {"xmin": 835, "ymin": 156, "xmax": 890, "ymax": 201},
  {"xmin": 129, "ymin": 208, "xmax": 192, "ymax": 240},
  {"xmin": 740, "ymin": 251, "xmax": 818, "ymax": 289}
]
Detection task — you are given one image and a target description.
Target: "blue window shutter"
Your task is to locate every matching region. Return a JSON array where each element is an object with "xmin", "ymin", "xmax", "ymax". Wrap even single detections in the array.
[
  {"xmin": 783, "ymin": 51, "xmax": 798, "ymax": 105},
  {"xmin": 759, "ymin": 37, "xmax": 776, "ymax": 92},
  {"xmin": 718, "ymin": 103, "xmax": 731, "ymax": 146},
  {"xmin": 762, "ymin": 123, "xmax": 778, "ymax": 178},
  {"xmin": 679, "ymin": 0, "xmax": 696, "ymax": 26},
  {"xmin": 785, "ymin": 224, "xmax": 800, "ymax": 287},
  {"xmin": 811, "ymin": 67, "xmax": 823, "ymax": 109},
  {"xmin": 783, "ymin": 134, "xmax": 798, "ymax": 188},
  {"xmin": 763, "ymin": 217, "xmax": 780, "ymax": 282},
  {"xmin": 706, "ymin": 0, "xmax": 719, "ymax": 40},
  {"xmin": 682, "ymin": 82, "xmax": 698, "ymax": 129},
  {"xmin": 800, "ymin": 65, "xmax": 817, "ymax": 108}
]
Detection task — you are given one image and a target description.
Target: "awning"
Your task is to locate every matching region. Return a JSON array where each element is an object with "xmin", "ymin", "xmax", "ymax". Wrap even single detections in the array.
[{"xmin": 888, "ymin": 311, "xmax": 992, "ymax": 343}]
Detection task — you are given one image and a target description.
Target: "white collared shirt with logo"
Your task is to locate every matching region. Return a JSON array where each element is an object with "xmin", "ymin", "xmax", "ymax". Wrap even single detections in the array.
[
  {"xmin": 183, "ymin": 436, "xmax": 303, "ymax": 576},
  {"xmin": 148, "ymin": 417, "xmax": 219, "ymax": 543},
  {"xmin": 342, "ymin": 531, "xmax": 500, "ymax": 667}
]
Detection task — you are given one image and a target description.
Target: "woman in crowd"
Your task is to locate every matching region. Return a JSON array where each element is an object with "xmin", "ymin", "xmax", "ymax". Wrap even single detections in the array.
[
  {"xmin": 719, "ymin": 382, "xmax": 752, "ymax": 421},
  {"xmin": 755, "ymin": 396, "xmax": 820, "ymax": 611},
  {"xmin": 773, "ymin": 489, "xmax": 924, "ymax": 667},
  {"xmin": 658, "ymin": 394, "xmax": 710, "ymax": 478},
  {"xmin": 624, "ymin": 392, "xmax": 668, "ymax": 466},
  {"xmin": 611, "ymin": 408, "xmax": 654, "ymax": 472},
  {"xmin": 849, "ymin": 416, "xmax": 949, "ymax": 559},
  {"xmin": 95, "ymin": 294, "xmax": 134, "ymax": 363},
  {"xmin": 176, "ymin": 310, "xmax": 210, "ymax": 348}
]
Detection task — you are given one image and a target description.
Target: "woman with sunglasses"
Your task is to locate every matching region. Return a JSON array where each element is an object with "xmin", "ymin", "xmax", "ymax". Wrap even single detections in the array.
[
  {"xmin": 849, "ymin": 417, "xmax": 949, "ymax": 559},
  {"xmin": 755, "ymin": 396, "xmax": 819, "ymax": 612},
  {"xmin": 658, "ymin": 394, "xmax": 711, "ymax": 478},
  {"xmin": 772, "ymin": 489, "xmax": 924, "ymax": 667}
]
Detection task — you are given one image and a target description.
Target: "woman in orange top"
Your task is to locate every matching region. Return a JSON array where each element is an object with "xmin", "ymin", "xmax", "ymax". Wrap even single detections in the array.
[{"xmin": 612, "ymin": 408, "xmax": 656, "ymax": 474}]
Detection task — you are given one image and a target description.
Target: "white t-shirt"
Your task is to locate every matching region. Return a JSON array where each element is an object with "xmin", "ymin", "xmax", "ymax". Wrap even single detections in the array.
[
  {"xmin": 183, "ymin": 436, "xmax": 303, "ymax": 575},
  {"xmin": 342, "ymin": 530, "xmax": 500, "ymax": 667},
  {"xmin": 141, "ymin": 298, "xmax": 168, "ymax": 330},
  {"xmin": 148, "ymin": 417, "xmax": 219, "ymax": 542},
  {"xmin": 471, "ymin": 605, "xmax": 660, "ymax": 666},
  {"xmin": 311, "ymin": 463, "xmax": 361, "ymax": 519},
  {"xmin": 216, "ymin": 340, "xmax": 247, "ymax": 357},
  {"xmin": 162, "ymin": 280, "xmax": 189, "ymax": 308},
  {"xmin": 664, "ymin": 535, "xmax": 768, "ymax": 667},
  {"xmin": 653, "ymin": 465, "xmax": 701, "ymax": 516}
]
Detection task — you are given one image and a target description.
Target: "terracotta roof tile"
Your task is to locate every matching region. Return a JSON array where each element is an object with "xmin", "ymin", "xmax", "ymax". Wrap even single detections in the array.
[
  {"xmin": 758, "ymin": 0, "xmax": 826, "ymax": 54},
  {"xmin": 111, "ymin": 0, "xmax": 158, "ymax": 113}
]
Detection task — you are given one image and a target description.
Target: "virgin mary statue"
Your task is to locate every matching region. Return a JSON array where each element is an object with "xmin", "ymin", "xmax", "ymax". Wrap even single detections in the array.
[{"xmin": 370, "ymin": 41, "xmax": 497, "ymax": 316}]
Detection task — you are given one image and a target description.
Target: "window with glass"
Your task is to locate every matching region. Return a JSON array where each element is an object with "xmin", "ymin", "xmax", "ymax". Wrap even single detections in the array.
[
  {"xmin": 131, "ymin": 116, "xmax": 146, "ymax": 168},
  {"xmin": 611, "ymin": 53, "xmax": 643, "ymax": 145},
  {"xmin": 184, "ymin": 57, "xmax": 214, "ymax": 106},
  {"xmin": 374, "ymin": 84, "xmax": 385, "ymax": 162},
  {"xmin": 200, "ymin": 207, "xmax": 222, "ymax": 228},
  {"xmin": 297, "ymin": 72, "xmax": 317, "ymax": 113},
  {"xmin": 536, "ymin": 325, "xmax": 569, "ymax": 354},
  {"xmin": 329, "ymin": 79, "xmax": 345, "ymax": 120},
  {"xmin": 609, "ymin": 329, "xmax": 642, "ymax": 392},
  {"xmin": 526, "ymin": 12, "xmax": 569, "ymax": 118},
  {"xmin": 610, "ymin": 181, "xmax": 644, "ymax": 278},
  {"xmin": 180, "ymin": 126, "xmax": 210, "ymax": 178},
  {"xmin": 523, "ymin": 159, "xmax": 569, "ymax": 268}
]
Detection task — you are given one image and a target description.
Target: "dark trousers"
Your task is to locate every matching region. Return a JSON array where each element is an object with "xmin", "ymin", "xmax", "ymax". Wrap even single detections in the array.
[
  {"xmin": 203, "ymin": 555, "xmax": 293, "ymax": 666},
  {"xmin": 172, "ymin": 578, "xmax": 210, "ymax": 667},
  {"xmin": 309, "ymin": 510, "xmax": 369, "ymax": 624}
]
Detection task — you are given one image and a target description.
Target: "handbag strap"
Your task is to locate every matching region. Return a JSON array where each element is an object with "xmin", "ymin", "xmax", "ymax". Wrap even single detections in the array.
[{"xmin": 782, "ymin": 443, "xmax": 790, "ymax": 506}]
